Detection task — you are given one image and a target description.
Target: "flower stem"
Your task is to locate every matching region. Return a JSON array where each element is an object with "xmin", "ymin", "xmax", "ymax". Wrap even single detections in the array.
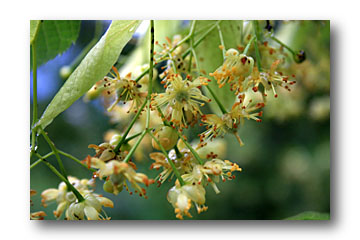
[
  {"xmin": 38, "ymin": 155, "xmax": 84, "ymax": 203},
  {"xmin": 148, "ymin": 20, "xmax": 154, "ymax": 98},
  {"xmin": 40, "ymin": 129, "xmax": 68, "ymax": 178},
  {"xmin": 58, "ymin": 150, "xmax": 97, "ymax": 172},
  {"xmin": 114, "ymin": 100, "xmax": 147, "ymax": 154},
  {"xmin": 176, "ymin": 132, "xmax": 204, "ymax": 165},
  {"xmin": 31, "ymin": 42, "xmax": 38, "ymax": 157},
  {"xmin": 216, "ymin": 22, "xmax": 226, "ymax": 59},
  {"xmin": 269, "ymin": 35, "xmax": 296, "ymax": 55},
  {"xmin": 148, "ymin": 131, "xmax": 185, "ymax": 186},
  {"xmin": 122, "ymin": 130, "xmax": 147, "ymax": 163},
  {"xmin": 124, "ymin": 130, "xmax": 152, "ymax": 144},
  {"xmin": 239, "ymin": 20, "xmax": 244, "ymax": 45},
  {"xmin": 205, "ymin": 85, "xmax": 227, "ymax": 114},
  {"xmin": 253, "ymin": 21, "xmax": 262, "ymax": 72},
  {"xmin": 242, "ymin": 36, "xmax": 256, "ymax": 55},
  {"xmin": 146, "ymin": 20, "xmax": 155, "ymax": 130},
  {"xmin": 174, "ymin": 144, "xmax": 182, "ymax": 158},
  {"xmin": 182, "ymin": 20, "xmax": 221, "ymax": 59},
  {"xmin": 30, "ymin": 152, "xmax": 54, "ymax": 169},
  {"xmin": 190, "ymin": 38, "xmax": 228, "ymax": 114}
]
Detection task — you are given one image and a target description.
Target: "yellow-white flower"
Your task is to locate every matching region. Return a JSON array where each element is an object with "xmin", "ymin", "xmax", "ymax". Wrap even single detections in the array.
[
  {"xmin": 149, "ymin": 148, "xmax": 193, "ymax": 185},
  {"xmin": 41, "ymin": 176, "xmax": 100, "ymax": 219},
  {"xmin": 244, "ymin": 60, "xmax": 296, "ymax": 97},
  {"xmin": 167, "ymin": 183, "xmax": 207, "ymax": 219},
  {"xmin": 151, "ymin": 74, "xmax": 210, "ymax": 128},
  {"xmin": 209, "ymin": 48, "xmax": 254, "ymax": 94},
  {"xmin": 182, "ymin": 159, "xmax": 242, "ymax": 194},
  {"xmin": 90, "ymin": 158, "xmax": 154, "ymax": 197},
  {"xmin": 65, "ymin": 193, "xmax": 113, "ymax": 220}
]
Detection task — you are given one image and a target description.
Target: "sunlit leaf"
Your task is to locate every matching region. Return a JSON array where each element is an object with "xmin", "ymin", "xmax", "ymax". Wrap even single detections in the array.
[
  {"xmin": 285, "ymin": 211, "xmax": 330, "ymax": 220},
  {"xmin": 35, "ymin": 20, "xmax": 141, "ymax": 130}
]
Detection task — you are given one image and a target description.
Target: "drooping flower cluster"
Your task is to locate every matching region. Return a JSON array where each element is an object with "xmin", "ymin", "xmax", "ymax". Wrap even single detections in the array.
[
  {"xmin": 151, "ymin": 74, "xmax": 211, "ymax": 128},
  {"xmin": 149, "ymin": 138, "xmax": 242, "ymax": 219},
  {"xmin": 87, "ymin": 142, "xmax": 154, "ymax": 197},
  {"xmin": 198, "ymin": 42, "xmax": 297, "ymax": 148},
  {"xmin": 51, "ymin": 21, "xmax": 302, "ymax": 221},
  {"xmin": 198, "ymin": 94, "xmax": 264, "ymax": 147},
  {"xmin": 41, "ymin": 176, "xmax": 113, "ymax": 220}
]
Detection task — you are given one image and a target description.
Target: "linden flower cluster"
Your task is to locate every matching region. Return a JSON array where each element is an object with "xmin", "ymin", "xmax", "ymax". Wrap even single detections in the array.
[
  {"xmin": 44, "ymin": 21, "xmax": 302, "ymax": 220},
  {"xmin": 149, "ymin": 139, "xmax": 241, "ymax": 219},
  {"xmin": 198, "ymin": 46, "xmax": 296, "ymax": 148},
  {"xmin": 86, "ymin": 140, "xmax": 155, "ymax": 197},
  {"xmin": 41, "ymin": 176, "xmax": 113, "ymax": 220}
]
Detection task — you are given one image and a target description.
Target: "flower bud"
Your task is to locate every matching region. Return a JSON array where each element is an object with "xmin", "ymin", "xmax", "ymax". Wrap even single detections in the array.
[
  {"xmin": 294, "ymin": 50, "xmax": 306, "ymax": 63},
  {"xmin": 225, "ymin": 48, "xmax": 239, "ymax": 57},
  {"xmin": 109, "ymin": 134, "xmax": 121, "ymax": 146},
  {"xmin": 103, "ymin": 180, "xmax": 114, "ymax": 194},
  {"xmin": 152, "ymin": 125, "xmax": 178, "ymax": 151},
  {"xmin": 59, "ymin": 65, "xmax": 72, "ymax": 80},
  {"xmin": 65, "ymin": 192, "xmax": 76, "ymax": 203},
  {"xmin": 99, "ymin": 149, "xmax": 115, "ymax": 161}
]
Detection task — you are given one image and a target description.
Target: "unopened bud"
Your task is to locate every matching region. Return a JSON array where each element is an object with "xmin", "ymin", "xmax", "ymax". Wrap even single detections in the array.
[{"xmin": 152, "ymin": 125, "xmax": 178, "ymax": 151}]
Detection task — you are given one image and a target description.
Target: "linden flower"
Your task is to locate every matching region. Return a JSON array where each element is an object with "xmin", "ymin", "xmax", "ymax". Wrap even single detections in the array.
[
  {"xmin": 199, "ymin": 112, "xmax": 247, "ymax": 147},
  {"xmin": 41, "ymin": 176, "xmax": 97, "ymax": 219},
  {"xmin": 229, "ymin": 94, "xmax": 265, "ymax": 125},
  {"xmin": 65, "ymin": 193, "xmax": 113, "ymax": 220},
  {"xmin": 198, "ymin": 114, "xmax": 231, "ymax": 147},
  {"xmin": 167, "ymin": 183, "xmax": 207, "ymax": 219},
  {"xmin": 244, "ymin": 60, "xmax": 296, "ymax": 98},
  {"xmin": 87, "ymin": 142, "xmax": 128, "ymax": 163},
  {"xmin": 209, "ymin": 48, "xmax": 254, "ymax": 94},
  {"xmin": 149, "ymin": 149, "xmax": 193, "ymax": 186},
  {"xmin": 155, "ymin": 35, "xmax": 190, "ymax": 82},
  {"xmin": 89, "ymin": 158, "xmax": 154, "ymax": 197},
  {"xmin": 100, "ymin": 66, "xmax": 147, "ymax": 113},
  {"xmin": 181, "ymin": 159, "xmax": 242, "ymax": 194},
  {"xmin": 151, "ymin": 74, "xmax": 211, "ymax": 128}
]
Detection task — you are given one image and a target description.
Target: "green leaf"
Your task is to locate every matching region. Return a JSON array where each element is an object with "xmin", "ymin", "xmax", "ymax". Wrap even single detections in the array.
[
  {"xmin": 35, "ymin": 20, "xmax": 141, "ymax": 130},
  {"xmin": 194, "ymin": 20, "xmax": 243, "ymax": 114},
  {"xmin": 31, "ymin": 20, "xmax": 81, "ymax": 67},
  {"xmin": 30, "ymin": 20, "xmax": 41, "ymax": 44},
  {"xmin": 285, "ymin": 211, "xmax": 330, "ymax": 220}
]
